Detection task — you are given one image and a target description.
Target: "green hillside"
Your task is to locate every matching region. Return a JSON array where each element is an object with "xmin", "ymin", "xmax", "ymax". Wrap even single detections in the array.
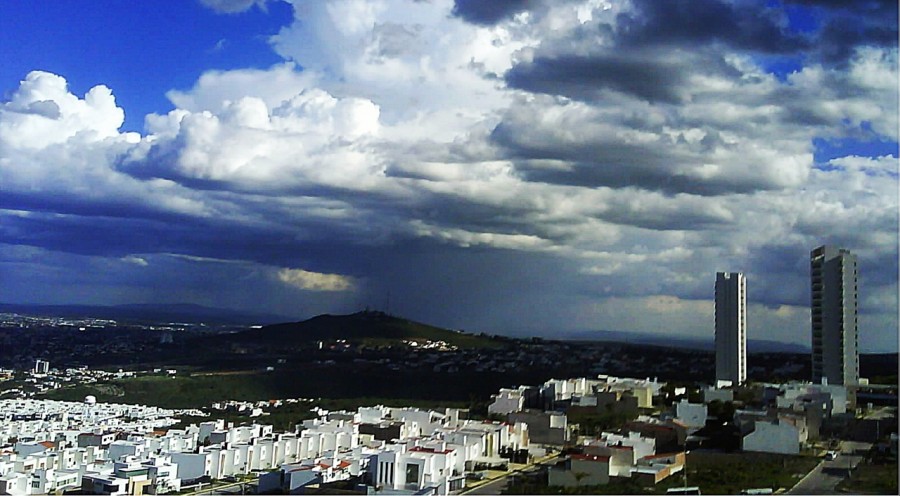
[{"xmin": 232, "ymin": 310, "xmax": 501, "ymax": 349}]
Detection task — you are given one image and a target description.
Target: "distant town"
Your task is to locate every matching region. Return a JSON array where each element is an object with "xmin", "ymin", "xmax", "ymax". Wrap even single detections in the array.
[
  {"xmin": 0, "ymin": 360, "xmax": 896, "ymax": 495},
  {"xmin": 0, "ymin": 246, "xmax": 896, "ymax": 495}
]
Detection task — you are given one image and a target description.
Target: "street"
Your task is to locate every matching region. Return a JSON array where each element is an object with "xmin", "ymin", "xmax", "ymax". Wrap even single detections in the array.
[
  {"xmin": 788, "ymin": 441, "xmax": 870, "ymax": 495},
  {"xmin": 185, "ymin": 480, "xmax": 256, "ymax": 496},
  {"xmin": 460, "ymin": 453, "xmax": 558, "ymax": 495}
]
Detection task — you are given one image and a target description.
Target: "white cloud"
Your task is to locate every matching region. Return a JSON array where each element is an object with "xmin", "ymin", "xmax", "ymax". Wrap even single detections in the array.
[
  {"xmin": 165, "ymin": 63, "xmax": 315, "ymax": 114},
  {"xmin": 277, "ymin": 268, "xmax": 355, "ymax": 292},
  {"xmin": 121, "ymin": 256, "xmax": 149, "ymax": 267},
  {"xmin": 0, "ymin": 71, "xmax": 126, "ymax": 149},
  {"xmin": 1, "ymin": 0, "xmax": 896, "ymax": 350}
]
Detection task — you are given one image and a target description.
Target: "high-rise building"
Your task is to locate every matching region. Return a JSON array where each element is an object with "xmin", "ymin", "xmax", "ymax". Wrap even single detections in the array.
[
  {"xmin": 715, "ymin": 272, "xmax": 747, "ymax": 386},
  {"xmin": 811, "ymin": 245, "xmax": 859, "ymax": 385},
  {"xmin": 34, "ymin": 359, "xmax": 49, "ymax": 375}
]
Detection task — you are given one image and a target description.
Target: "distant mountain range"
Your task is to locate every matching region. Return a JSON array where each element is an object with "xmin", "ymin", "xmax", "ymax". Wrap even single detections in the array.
[
  {"xmin": 2, "ymin": 302, "xmax": 812, "ymax": 353},
  {"xmin": 561, "ymin": 329, "xmax": 811, "ymax": 354},
  {"xmin": 0, "ymin": 302, "xmax": 289, "ymax": 326}
]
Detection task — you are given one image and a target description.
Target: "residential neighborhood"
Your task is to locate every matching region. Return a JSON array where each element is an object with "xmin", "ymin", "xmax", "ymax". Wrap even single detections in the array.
[{"xmin": 1, "ymin": 362, "xmax": 894, "ymax": 495}]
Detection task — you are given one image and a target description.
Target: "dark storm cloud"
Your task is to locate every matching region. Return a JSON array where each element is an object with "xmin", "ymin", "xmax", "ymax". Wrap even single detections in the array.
[
  {"xmin": 782, "ymin": 0, "xmax": 898, "ymax": 64},
  {"xmin": 505, "ymin": 53, "xmax": 691, "ymax": 104},
  {"xmin": 616, "ymin": 0, "xmax": 808, "ymax": 54},
  {"xmin": 451, "ymin": 0, "xmax": 535, "ymax": 26},
  {"xmin": 744, "ymin": 243, "xmax": 811, "ymax": 307},
  {"xmin": 490, "ymin": 112, "xmax": 790, "ymax": 197},
  {"xmin": 816, "ymin": 20, "xmax": 898, "ymax": 64},
  {"xmin": 0, "ymin": 190, "xmax": 189, "ymax": 224},
  {"xmin": 0, "ymin": 206, "xmax": 383, "ymax": 278},
  {"xmin": 356, "ymin": 245, "xmax": 587, "ymax": 335}
]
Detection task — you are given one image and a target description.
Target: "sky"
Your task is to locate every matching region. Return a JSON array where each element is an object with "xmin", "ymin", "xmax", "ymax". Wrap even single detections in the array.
[{"xmin": 1, "ymin": 0, "xmax": 897, "ymax": 352}]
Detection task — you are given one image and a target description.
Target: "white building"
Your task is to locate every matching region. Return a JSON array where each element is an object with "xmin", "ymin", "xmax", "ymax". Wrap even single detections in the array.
[
  {"xmin": 488, "ymin": 388, "xmax": 526, "ymax": 415},
  {"xmin": 742, "ymin": 419, "xmax": 804, "ymax": 455},
  {"xmin": 675, "ymin": 400, "xmax": 707, "ymax": 431},
  {"xmin": 33, "ymin": 361, "xmax": 50, "ymax": 376}
]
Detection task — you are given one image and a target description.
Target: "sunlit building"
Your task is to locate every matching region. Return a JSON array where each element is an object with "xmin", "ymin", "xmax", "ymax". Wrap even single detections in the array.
[{"xmin": 810, "ymin": 245, "xmax": 858, "ymax": 386}]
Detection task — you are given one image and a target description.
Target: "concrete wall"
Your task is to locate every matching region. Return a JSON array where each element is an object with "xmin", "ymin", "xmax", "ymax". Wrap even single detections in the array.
[{"xmin": 742, "ymin": 421, "xmax": 800, "ymax": 455}]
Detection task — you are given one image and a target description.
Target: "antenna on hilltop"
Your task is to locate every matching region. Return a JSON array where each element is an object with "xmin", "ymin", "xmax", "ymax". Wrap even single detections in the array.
[{"xmin": 385, "ymin": 290, "xmax": 392, "ymax": 316}]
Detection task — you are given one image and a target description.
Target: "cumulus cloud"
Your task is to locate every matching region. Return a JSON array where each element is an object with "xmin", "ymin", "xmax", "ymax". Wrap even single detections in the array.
[
  {"xmin": 1, "ymin": 0, "xmax": 897, "ymax": 350},
  {"xmin": 277, "ymin": 268, "xmax": 355, "ymax": 292},
  {"xmin": 0, "ymin": 71, "xmax": 126, "ymax": 149}
]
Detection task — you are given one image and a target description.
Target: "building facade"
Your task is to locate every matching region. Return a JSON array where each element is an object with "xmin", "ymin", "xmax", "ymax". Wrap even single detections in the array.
[
  {"xmin": 810, "ymin": 245, "xmax": 859, "ymax": 386},
  {"xmin": 715, "ymin": 272, "xmax": 747, "ymax": 386}
]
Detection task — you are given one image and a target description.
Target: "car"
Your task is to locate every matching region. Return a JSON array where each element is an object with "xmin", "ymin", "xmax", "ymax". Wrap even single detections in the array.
[{"xmin": 825, "ymin": 450, "xmax": 839, "ymax": 461}]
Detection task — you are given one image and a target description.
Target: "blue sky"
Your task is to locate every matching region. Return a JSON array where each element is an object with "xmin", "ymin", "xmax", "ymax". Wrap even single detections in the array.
[
  {"xmin": 0, "ymin": 0, "xmax": 292, "ymax": 131},
  {"xmin": 1, "ymin": 0, "xmax": 897, "ymax": 352}
]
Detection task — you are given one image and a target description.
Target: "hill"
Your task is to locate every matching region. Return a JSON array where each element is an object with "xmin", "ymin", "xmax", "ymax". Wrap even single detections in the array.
[{"xmin": 230, "ymin": 310, "xmax": 501, "ymax": 349}]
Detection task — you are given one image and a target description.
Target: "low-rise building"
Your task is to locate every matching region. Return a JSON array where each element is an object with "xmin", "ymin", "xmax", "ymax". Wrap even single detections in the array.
[{"xmin": 548, "ymin": 453, "xmax": 610, "ymax": 487}]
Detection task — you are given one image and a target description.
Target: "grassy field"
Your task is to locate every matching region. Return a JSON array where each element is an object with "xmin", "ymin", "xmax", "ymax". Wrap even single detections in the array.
[
  {"xmin": 657, "ymin": 451, "xmax": 820, "ymax": 495},
  {"xmin": 42, "ymin": 371, "xmax": 472, "ymax": 417},
  {"xmin": 837, "ymin": 458, "xmax": 899, "ymax": 494},
  {"xmin": 40, "ymin": 359, "xmax": 559, "ymax": 411},
  {"xmin": 43, "ymin": 374, "xmax": 284, "ymax": 408}
]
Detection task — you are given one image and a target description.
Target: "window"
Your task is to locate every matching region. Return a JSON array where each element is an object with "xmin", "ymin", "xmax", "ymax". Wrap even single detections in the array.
[{"xmin": 405, "ymin": 463, "xmax": 420, "ymax": 485}]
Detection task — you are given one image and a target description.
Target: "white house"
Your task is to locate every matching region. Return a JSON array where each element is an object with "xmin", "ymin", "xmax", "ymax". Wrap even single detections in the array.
[
  {"xmin": 675, "ymin": 400, "xmax": 707, "ymax": 431},
  {"xmin": 742, "ymin": 419, "xmax": 803, "ymax": 455},
  {"xmin": 488, "ymin": 388, "xmax": 526, "ymax": 415}
]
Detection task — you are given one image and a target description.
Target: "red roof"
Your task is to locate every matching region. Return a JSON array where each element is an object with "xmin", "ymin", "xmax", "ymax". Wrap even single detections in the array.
[{"xmin": 39, "ymin": 441, "xmax": 56, "ymax": 449}]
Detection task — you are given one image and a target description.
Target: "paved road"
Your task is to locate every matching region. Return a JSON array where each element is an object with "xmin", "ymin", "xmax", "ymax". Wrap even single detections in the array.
[
  {"xmin": 464, "ymin": 474, "xmax": 512, "ymax": 495},
  {"xmin": 185, "ymin": 480, "xmax": 256, "ymax": 495},
  {"xmin": 460, "ymin": 454, "xmax": 558, "ymax": 495},
  {"xmin": 788, "ymin": 441, "xmax": 870, "ymax": 495}
]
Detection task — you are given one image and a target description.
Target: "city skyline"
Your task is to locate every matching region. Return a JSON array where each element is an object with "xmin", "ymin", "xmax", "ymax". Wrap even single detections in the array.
[{"xmin": 1, "ymin": 0, "xmax": 897, "ymax": 352}]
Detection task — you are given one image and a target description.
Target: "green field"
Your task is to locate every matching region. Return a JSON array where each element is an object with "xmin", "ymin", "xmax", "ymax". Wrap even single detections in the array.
[
  {"xmin": 837, "ymin": 458, "xmax": 899, "ymax": 494},
  {"xmin": 43, "ymin": 374, "xmax": 284, "ymax": 408},
  {"xmin": 656, "ymin": 451, "xmax": 820, "ymax": 495},
  {"xmin": 41, "ymin": 370, "xmax": 480, "ymax": 411}
]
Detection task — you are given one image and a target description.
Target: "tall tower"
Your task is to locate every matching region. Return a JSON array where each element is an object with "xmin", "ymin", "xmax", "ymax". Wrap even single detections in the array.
[
  {"xmin": 811, "ymin": 246, "xmax": 858, "ymax": 385},
  {"xmin": 715, "ymin": 272, "xmax": 747, "ymax": 386}
]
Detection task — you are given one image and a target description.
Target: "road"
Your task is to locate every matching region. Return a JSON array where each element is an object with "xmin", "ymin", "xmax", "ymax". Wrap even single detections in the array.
[
  {"xmin": 184, "ymin": 480, "xmax": 256, "ymax": 495},
  {"xmin": 460, "ymin": 453, "xmax": 558, "ymax": 495},
  {"xmin": 788, "ymin": 441, "xmax": 870, "ymax": 495},
  {"xmin": 463, "ymin": 474, "xmax": 512, "ymax": 495}
]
